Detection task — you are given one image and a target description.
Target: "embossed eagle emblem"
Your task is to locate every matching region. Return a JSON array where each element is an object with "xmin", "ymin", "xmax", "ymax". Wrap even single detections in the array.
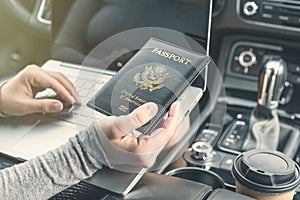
[{"xmin": 134, "ymin": 65, "xmax": 169, "ymax": 92}]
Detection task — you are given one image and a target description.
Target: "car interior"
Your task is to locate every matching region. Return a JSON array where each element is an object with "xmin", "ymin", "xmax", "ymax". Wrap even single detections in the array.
[{"xmin": 0, "ymin": 0, "xmax": 300, "ymax": 199}]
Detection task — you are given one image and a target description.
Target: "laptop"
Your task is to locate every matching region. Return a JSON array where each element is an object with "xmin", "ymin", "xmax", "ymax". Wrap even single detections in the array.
[{"xmin": 0, "ymin": 0, "xmax": 213, "ymax": 195}]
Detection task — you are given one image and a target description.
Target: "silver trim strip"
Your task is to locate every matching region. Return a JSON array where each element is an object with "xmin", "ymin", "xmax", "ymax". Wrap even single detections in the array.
[
  {"xmin": 37, "ymin": 0, "xmax": 51, "ymax": 25},
  {"xmin": 202, "ymin": 0, "xmax": 213, "ymax": 92}
]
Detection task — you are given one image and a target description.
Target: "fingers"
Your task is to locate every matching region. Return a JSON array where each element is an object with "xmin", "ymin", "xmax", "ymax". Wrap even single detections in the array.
[
  {"xmin": 23, "ymin": 99, "xmax": 64, "ymax": 114},
  {"xmin": 115, "ymin": 102, "xmax": 158, "ymax": 133},
  {"xmin": 47, "ymin": 71, "xmax": 81, "ymax": 103},
  {"xmin": 25, "ymin": 66, "xmax": 79, "ymax": 105},
  {"xmin": 140, "ymin": 102, "xmax": 181, "ymax": 148},
  {"xmin": 114, "ymin": 102, "xmax": 180, "ymax": 152},
  {"xmin": 39, "ymin": 74, "xmax": 75, "ymax": 104},
  {"xmin": 162, "ymin": 101, "xmax": 181, "ymax": 131}
]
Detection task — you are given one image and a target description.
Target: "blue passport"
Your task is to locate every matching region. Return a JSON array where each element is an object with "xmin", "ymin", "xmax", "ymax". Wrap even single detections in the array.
[{"xmin": 87, "ymin": 38, "xmax": 210, "ymax": 135}]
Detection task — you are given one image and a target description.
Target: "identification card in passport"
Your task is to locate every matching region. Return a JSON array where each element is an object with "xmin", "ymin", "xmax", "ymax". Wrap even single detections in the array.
[{"xmin": 87, "ymin": 38, "xmax": 210, "ymax": 135}]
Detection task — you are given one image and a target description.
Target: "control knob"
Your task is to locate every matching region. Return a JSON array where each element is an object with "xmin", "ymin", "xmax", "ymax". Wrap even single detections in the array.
[
  {"xmin": 243, "ymin": 1, "xmax": 259, "ymax": 16},
  {"xmin": 238, "ymin": 49, "xmax": 257, "ymax": 74},
  {"xmin": 191, "ymin": 142, "xmax": 213, "ymax": 161}
]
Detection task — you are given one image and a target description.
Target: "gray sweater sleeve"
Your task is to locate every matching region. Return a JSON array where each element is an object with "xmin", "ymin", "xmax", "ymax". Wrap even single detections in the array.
[{"xmin": 0, "ymin": 124, "xmax": 105, "ymax": 200}]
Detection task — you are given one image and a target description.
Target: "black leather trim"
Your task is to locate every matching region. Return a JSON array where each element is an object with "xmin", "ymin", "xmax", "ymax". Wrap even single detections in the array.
[
  {"xmin": 52, "ymin": 172, "xmax": 257, "ymax": 200},
  {"xmin": 206, "ymin": 189, "xmax": 256, "ymax": 200},
  {"xmin": 106, "ymin": 173, "xmax": 213, "ymax": 200},
  {"xmin": 125, "ymin": 173, "xmax": 212, "ymax": 200}
]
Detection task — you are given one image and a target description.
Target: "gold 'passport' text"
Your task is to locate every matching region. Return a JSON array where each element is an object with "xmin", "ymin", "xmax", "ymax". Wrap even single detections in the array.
[{"xmin": 151, "ymin": 48, "xmax": 192, "ymax": 65}]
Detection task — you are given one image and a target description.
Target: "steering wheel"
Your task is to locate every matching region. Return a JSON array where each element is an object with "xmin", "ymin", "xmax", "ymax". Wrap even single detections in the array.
[{"xmin": 1, "ymin": 0, "xmax": 51, "ymax": 36}]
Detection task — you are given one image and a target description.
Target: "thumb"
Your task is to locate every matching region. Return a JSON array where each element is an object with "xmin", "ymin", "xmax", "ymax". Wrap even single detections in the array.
[
  {"xmin": 115, "ymin": 102, "xmax": 158, "ymax": 133},
  {"xmin": 25, "ymin": 99, "xmax": 64, "ymax": 114}
]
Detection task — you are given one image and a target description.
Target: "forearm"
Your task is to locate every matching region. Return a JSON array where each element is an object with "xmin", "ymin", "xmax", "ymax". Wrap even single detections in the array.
[{"xmin": 0, "ymin": 125, "xmax": 103, "ymax": 200}]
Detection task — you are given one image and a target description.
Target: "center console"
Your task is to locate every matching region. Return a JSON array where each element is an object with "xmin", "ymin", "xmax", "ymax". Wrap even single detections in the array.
[
  {"xmin": 189, "ymin": 36, "xmax": 300, "ymax": 192},
  {"xmin": 222, "ymin": 35, "xmax": 300, "ymax": 153},
  {"xmin": 165, "ymin": 1, "xmax": 300, "ymax": 198}
]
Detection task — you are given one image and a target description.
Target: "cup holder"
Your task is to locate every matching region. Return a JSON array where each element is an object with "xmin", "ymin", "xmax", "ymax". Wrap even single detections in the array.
[{"xmin": 165, "ymin": 167, "xmax": 225, "ymax": 189}]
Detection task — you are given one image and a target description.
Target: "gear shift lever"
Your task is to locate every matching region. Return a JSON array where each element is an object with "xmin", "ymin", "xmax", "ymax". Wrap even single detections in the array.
[
  {"xmin": 257, "ymin": 57, "xmax": 287, "ymax": 111},
  {"xmin": 243, "ymin": 57, "xmax": 287, "ymax": 150}
]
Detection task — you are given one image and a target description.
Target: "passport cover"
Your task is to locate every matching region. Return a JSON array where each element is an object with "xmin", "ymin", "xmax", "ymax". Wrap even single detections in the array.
[{"xmin": 87, "ymin": 38, "xmax": 210, "ymax": 135}]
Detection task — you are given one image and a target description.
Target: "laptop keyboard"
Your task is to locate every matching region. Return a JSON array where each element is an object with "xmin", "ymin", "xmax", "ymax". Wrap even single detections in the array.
[{"xmin": 35, "ymin": 72, "xmax": 112, "ymax": 127}]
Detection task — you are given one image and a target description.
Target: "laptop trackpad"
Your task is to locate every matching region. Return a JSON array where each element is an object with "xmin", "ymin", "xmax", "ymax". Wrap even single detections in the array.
[
  {"xmin": 0, "ymin": 115, "xmax": 41, "ymax": 154},
  {"xmin": 11, "ymin": 119, "xmax": 78, "ymax": 160}
]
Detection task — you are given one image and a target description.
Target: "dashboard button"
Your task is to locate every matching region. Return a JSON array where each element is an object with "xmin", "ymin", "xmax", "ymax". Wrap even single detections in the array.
[
  {"xmin": 262, "ymin": 13, "xmax": 273, "ymax": 19},
  {"xmin": 278, "ymin": 15, "xmax": 289, "ymax": 21},
  {"xmin": 263, "ymin": 5, "xmax": 274, "ymax": 12},
  {"xmin": 243, "ymin": 1, "xmax": 259, "ymax": 16}
]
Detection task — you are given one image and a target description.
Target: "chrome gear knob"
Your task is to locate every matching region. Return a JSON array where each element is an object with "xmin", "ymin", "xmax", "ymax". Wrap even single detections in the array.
[{"xmin": 257, "ymin": 57, "xmax": 287, "ymax": 110}]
